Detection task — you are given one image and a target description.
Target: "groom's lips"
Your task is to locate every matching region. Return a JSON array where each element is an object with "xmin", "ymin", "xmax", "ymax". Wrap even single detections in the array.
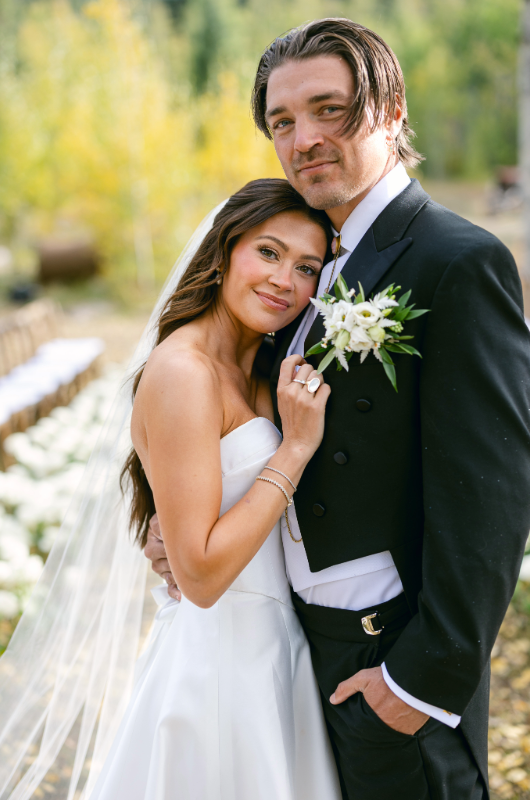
[
  {"xmin": 255, "ymin": 291, "xmax": 291, "ymax": 311},
  {"xmin": 297, "ymin": 160, "xmax": 336, "ymax": 176}
]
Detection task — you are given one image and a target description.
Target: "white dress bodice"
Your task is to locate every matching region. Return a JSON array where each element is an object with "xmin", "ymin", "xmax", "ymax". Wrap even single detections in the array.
[{"xmin": 221, "ymin": 417, "xmax": 292, "ymax": 605}]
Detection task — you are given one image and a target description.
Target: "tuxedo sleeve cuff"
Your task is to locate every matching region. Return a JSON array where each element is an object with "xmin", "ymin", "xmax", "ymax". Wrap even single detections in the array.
[{"xmin": 381, "ymin": 662, "xmax": 461, "ymax": 729}]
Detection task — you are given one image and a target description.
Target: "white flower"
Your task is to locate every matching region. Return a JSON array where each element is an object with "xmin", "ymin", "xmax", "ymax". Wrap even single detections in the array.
[
  {"xmin": 334, "ymin": 329, "xmax": 351, "ymax": 351},
  {"xmin": 372, "ymin": 291, "xmax": 399, "ymax": 311},
  {"xmin": 351, "ymin": 301, "xmax": 382, "ymax": 328},
  {"xmin": 0, "ymin": 533, "xmax": 29, "ymax": 565},
  {"xmin": 16, "ymin": 554, "xmax": 44, "ymax": 584},
  {"xmin": 367, "ymin": 325, "xmax": 386, "ymax": 343},
  {"xmin": 0, "ymin": 590, "xmax": 19, "ymax": 619},
  {"xmin": 348, "ymin": 327, "xmax": 375, "ymax": 353},
  {"xmin": 0, "ymin": 560, "xmax": 15, "ymax": 586}
]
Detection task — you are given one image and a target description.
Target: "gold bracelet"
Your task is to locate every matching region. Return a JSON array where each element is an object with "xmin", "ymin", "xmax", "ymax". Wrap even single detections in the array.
[{"xmin": 255, "ymin": 475, "xmax": 302, "ymax": 544}]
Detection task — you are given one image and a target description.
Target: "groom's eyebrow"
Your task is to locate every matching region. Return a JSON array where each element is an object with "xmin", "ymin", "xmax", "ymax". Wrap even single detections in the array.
[
  {"xmin": 266, "ymin": 90, "xmax": 349, "ymax": 120},
  {"xmin": 255, "ymin": 235, "xmax": 323, "ymax": 265}
]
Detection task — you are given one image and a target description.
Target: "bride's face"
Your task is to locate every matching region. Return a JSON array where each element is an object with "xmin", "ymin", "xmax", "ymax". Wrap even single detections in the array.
[{"xmin": 220, "ymin": 210, "xmax": 327, "ymax": 335}]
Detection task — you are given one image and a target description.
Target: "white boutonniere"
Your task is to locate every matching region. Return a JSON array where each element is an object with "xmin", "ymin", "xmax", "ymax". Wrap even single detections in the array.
[{"xmin": 305, "ymin": 275, "xmax": 429, "ymax": 391}]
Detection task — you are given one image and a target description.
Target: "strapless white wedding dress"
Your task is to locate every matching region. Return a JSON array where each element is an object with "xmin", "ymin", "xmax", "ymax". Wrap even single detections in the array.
[{"xmin": 90, "ymin": 417, "xmax": 341, "ymax": 800}]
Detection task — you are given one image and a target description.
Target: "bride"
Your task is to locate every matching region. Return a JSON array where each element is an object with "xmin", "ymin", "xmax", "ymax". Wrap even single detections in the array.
[
  {"xmin": 0, "ymin": 178, "xmax": 342, "ymax": 800},
  {"xmin": 92, "ymin": 178, "xmax": 340, "ymax": 799}
]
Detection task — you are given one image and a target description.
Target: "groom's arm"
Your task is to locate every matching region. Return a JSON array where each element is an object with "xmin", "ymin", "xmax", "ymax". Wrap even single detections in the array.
[{"xmin": 383, "ymin": 233, "xmax": 530, "ymax": 714}]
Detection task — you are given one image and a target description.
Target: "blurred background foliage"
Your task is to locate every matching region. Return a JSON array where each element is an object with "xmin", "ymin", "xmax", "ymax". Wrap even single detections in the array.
[{"xmin": 0, "ymin": 0, "xmax": 523, "ymax": 297}]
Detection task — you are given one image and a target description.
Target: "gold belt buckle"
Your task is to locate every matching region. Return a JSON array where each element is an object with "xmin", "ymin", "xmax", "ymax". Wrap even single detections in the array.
[{"xmin": 361, "ymin": 613, "xmax": 383, "ymax": 636}]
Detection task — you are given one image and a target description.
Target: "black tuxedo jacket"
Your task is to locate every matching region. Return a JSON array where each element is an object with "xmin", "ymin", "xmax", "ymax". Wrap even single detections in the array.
[{"xmin": 270, "ymin": 179, "xmax": 530, "ymax": 775}]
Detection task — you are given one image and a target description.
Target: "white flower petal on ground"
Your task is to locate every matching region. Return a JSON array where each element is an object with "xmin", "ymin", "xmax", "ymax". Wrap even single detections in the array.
[
  {"xmin": 0, "ymin": 590, "xmax": 19, "ymax": 619},
  {"xmin": 0, "ymin": 533, "xmax": 29, "ymax": 566}
]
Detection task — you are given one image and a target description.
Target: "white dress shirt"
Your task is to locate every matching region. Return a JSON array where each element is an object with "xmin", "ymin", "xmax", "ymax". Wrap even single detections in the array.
[{"xmin": 281, "ymin": 163, "xmax": 460, "ymax": 728}]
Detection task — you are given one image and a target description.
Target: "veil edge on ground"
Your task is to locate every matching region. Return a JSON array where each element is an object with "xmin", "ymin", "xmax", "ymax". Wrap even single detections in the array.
[{"xmin": 0, "ymin": 201, "xmax": 227, "ymax": 800}]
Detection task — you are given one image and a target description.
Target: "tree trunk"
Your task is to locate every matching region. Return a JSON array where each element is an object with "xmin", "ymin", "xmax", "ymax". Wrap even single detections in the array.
[{"xmin": 520, "ymin": 0, "xmax": 530, "ymax": 289}]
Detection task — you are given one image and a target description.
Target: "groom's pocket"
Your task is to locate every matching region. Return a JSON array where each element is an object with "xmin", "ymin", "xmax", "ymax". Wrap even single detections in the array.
[
  {"xmin": 355, "ymin": 694, "xmax": 416, "ymax": 742},
  {"xmin": 336, "ymin": 694, "xmax": 432, "ymax": 800}
]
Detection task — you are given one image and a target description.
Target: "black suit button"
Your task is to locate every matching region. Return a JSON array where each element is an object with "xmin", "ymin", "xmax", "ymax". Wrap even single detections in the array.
[
  {"xmin": 334, "ymin": 451, "xmax": 348, "ymax": 465},
  {"xmin": 312, "ymin": 503, "xmax": 326, "ymax": 517},
  {"xmin": 356, "ymin": 398, "xmax": 372, "ymax": 412}
]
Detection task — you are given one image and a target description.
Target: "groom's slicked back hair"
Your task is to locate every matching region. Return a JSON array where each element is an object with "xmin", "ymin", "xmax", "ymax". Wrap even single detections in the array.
[{"xmin": 252, "ymin": 18, "xmax": 423, "ymax": 169}]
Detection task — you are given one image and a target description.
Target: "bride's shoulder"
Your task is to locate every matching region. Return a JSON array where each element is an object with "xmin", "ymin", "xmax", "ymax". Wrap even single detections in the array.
[{"xmin": 141, "ymin": 339, "xmax": 219, "ymax": 399}]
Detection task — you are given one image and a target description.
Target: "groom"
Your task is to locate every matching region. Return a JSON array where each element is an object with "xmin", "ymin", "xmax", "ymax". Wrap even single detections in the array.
[{"xmin": 146, "ymin": 18, "xmax": 530, "ymax": 799}]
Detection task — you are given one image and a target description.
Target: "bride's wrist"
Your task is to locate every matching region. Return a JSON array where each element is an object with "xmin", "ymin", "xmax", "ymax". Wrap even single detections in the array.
[{"xmin": 270, "ymin": 442, "xmax": 312, "ymax": 482}]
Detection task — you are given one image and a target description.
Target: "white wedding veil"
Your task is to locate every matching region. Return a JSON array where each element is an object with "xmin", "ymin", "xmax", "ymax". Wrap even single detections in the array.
[{"xmin": 0, "ymin": 201, "xmax": 227, "ymax": 800}]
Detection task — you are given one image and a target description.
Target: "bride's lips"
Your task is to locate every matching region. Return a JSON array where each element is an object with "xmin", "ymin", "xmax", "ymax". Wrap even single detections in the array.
[{"xmin": 255, "ymin": 291, "xmax": 291, "ymax": 311}]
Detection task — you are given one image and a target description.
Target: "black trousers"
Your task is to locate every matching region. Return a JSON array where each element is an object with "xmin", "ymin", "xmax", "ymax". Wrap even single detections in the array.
[{"xmin": 292, "ymin": 592, "xmax": 487, "ymax": 800}]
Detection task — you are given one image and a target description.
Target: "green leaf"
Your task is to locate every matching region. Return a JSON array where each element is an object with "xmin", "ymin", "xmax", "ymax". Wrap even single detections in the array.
[
  {"xmin": 334, "ymin": 282, "xmax": 342, "ymax": 301},
  {"xmin": 391, "ymin": 307, "xmax": 409, "ymax": 322},
  {"xmin": 397, "ymin": 344, "xmax": 422, "ymax": 357},
  {"xmin": 406, "ymin": 308, "xmax": 430, "ymax": 319},
  {"xmin": 379, "ymin": 347, "xmax": 394, "ymax": 366},
  {"xmin": 305, "ymin": 342, "xmax": 327, "ymax": 356},
  {"xmin": 316, "ymin": 347, "xmax": 337, "ymax": 374},
  {"xmin": 382, "ymin": 360, "xmax": 398, "ymax": 392},
  {"xmin": 336, "ymin": 273, "xmax": 350, "ymax": 301},
  {"xmin": 384, "ymin": 344, "xmax": 406, "ymax": 354},
  {"xmin": 398, "ymin": 289, "xmax": 411, "ymax": 308},
  {"xmin": 321, "ymin": 293, "xmax": 334, "ymax": 301},
  {"xmin": 357, "ymin": 282, "xmax": 365, "ymax": 302}
]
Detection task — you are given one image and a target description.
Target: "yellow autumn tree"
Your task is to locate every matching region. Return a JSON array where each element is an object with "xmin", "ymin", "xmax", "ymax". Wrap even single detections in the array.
[{"xmin": 0, "ymin": 0, "xmax": 285, "ymax": 293}]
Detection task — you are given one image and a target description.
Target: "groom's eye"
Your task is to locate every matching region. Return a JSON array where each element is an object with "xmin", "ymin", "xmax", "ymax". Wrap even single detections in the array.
[{"xmin": 273, "ymin": 119, "xmax": 291, "ymax": 130}]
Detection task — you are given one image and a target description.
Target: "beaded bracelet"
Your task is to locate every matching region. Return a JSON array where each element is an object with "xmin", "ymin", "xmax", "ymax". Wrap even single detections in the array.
[
  {"xmin": 255, "ymin": 475, "xmax": 293, "ymax": 507},
  {"xmin": 263, "ymin": 465, "xmax": 297, "ymax": 493}
]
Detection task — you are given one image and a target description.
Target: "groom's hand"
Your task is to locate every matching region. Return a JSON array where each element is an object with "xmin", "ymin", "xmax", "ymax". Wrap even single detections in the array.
[
  {"xmin": 144, "ymin": 514, "xmax": 181, "ymax": 601},
  {"xmin": 330, "ymin": 666, "xmax": 429, "ymax": 735}
]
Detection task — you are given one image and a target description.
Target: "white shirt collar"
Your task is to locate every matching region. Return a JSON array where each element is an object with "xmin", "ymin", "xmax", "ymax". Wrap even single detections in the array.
[{"xmin": 332, "ymin": 162, "xmax": 411, "ymax": 254}]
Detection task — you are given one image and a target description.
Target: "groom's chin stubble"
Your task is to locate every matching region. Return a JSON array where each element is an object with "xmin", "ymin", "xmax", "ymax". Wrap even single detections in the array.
[{"xmin": 301, "ymin": 182, "xmax": 359, "ymax": 211}]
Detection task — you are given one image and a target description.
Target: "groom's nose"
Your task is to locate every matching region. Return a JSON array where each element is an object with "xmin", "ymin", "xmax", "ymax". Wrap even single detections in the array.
[{"xmin": 292, "ymin": 117, "xmax": 326, "ymax": 154}]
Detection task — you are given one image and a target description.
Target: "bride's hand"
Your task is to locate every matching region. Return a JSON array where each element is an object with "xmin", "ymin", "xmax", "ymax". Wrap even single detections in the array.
[
  {"xmin": 144, "ymin": 514, "xmax": 181, "ymax": 601},
  {"xmin": 277, "ymin": 355, "xmax": 331, "ymax": 461}
]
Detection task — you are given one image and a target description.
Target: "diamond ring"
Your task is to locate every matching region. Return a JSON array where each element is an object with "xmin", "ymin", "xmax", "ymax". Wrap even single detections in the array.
[{"xmin": 307, "ymin": 377, "xmax": 321, "ymax": 394}]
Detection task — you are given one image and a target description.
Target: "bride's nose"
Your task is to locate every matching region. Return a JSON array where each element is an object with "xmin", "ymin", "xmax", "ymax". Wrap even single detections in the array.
[{"xmin": 269, "ymin": 263, "xmax": 293, "ymax": 292}]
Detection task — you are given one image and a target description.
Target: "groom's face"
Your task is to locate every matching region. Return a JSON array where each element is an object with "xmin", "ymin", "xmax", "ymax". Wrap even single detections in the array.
[{"xmin": 266, "ymin": 56, "xmax": 396, "ymax": 223}]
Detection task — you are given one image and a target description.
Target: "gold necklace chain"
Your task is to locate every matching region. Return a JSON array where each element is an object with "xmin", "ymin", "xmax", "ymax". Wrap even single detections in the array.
[
  {"xmin": 325, "ymin": 233, "xmax": 342, "ymax": 293},
  {"xmin": 285, "ymin": 509, "xmax": 302, "ymax": 543}
]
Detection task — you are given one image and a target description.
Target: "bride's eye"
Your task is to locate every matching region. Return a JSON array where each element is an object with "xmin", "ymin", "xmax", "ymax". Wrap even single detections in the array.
[
  {"xmin": 259, "ymin": 246, "xmax": 278, "ymax": 259},
  {"xmin": 296, "ymin": 264, "xmax": 318, "ymax": 276}
]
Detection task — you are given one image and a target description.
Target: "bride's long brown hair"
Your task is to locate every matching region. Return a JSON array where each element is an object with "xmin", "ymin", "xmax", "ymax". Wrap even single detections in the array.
[{"xmin": 121, "ymin": 178, "xmax": 331, "ymax": 547}]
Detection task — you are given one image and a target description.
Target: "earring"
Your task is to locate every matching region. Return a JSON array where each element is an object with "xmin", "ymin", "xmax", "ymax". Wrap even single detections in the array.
[
  {"xmin": 386, "ymin": 137, "xmax": 396, "ymax": 155},
  {"xmin": 216, "ymin": 268, "xmax": 223, "ymax": 285}
]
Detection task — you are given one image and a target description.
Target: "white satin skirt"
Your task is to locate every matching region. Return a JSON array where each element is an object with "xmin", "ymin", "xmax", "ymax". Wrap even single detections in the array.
[{"xmin": 89, "ymin": 588, "xmax": 341, "ymax": 800}]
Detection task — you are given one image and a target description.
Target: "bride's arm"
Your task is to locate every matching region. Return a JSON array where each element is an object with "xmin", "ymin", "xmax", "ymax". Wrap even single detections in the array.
[{"xmin": 137, "ymin": 352, "xmax": 329, "ymax": 609}]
